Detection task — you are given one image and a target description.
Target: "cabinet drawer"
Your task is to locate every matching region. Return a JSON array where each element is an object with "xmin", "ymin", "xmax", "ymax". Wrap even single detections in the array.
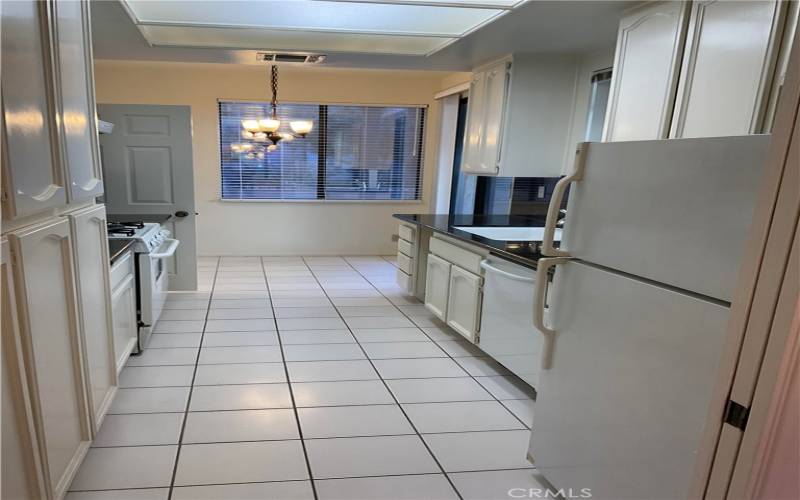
[
  {"xmin": 397, "ymin": 238, "xmax": 414, "ymax": 258},
  {"xmin": 398, "ymin": 224, "xmax": 416, "ymax": 243},
  {"xmin": 397, "ymin": 252, "xmax": 414, "ymax": 275},
  {"xmin": 396, "ymin": 268, "xmax": 413, "ymax": 294},
  {"xmin": 110, "ymin": 251, "xmax": 134, "ymax": 290},
  {"xmin": 430, "ymin": 237, "xmax": 483, "ymax": 275}
]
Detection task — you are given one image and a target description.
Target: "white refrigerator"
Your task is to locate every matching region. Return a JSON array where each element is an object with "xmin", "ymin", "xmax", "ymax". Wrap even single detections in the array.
[{"xmin": 528, "ymin": 135, "xmax": 770, "ymax": 499}]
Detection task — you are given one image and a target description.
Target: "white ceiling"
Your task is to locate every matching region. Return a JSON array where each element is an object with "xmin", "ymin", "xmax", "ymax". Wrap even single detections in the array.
[{"xmin": 92, "ymin": 0, "xmax": 633, "ymax": 70}]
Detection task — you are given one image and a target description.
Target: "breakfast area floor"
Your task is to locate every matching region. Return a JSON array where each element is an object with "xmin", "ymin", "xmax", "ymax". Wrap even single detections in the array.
[{"xmin": 67, "ymin": 255, "xmax": 544, "ymax": 500}]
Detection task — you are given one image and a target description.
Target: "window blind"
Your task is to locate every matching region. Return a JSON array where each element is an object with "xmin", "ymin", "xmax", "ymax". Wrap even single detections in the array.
[{"xmin": 219, "ymin": 101, "xmax": 425, "ymax": 201}]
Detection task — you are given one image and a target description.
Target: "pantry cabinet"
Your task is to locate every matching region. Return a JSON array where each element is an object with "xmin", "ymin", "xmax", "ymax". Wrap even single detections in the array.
[
  {"xmin": 68, "ymin": 205, "xmax": 117, "ymax": 433},
  {"xmin": 54, "ymin": 0, "xmax": 103, "ymax": 201},
  {"xmin": 1, "ymin": 0, "xmax": 103, "ymax": 221},
  {"xmin": 9, "ymin": 218, "xmax": 92, "ymax": 499},
  {"xmin": 462, "ymin": 54, "xmax": 578, "ymax": 177},
  {"xmin": 604, "ymin": 0, "xmax": 793, "ymax": 141},
  {"xmin": 603, "ymin": 1, "xmax": 689, "ymax": 141},
  {"xmin": 1, "ymin": 0, "xmax": 66, "ymax": 218},
  {"xmin": 670, "ymin": 0, "xmax": 787, "ymax": 138},
  {"xmin": 1, "ymin": 239, "xmax": 47, "ymax": 500}
]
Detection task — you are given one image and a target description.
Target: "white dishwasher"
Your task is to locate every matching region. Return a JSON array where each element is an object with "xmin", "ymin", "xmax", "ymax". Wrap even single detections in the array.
[{"xmin": 478, "ymin": 257, "xmax": 542, "ymax": 389}]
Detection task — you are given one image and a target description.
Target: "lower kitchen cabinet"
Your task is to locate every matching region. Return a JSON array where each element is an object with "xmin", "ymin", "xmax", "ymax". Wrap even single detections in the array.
[
  {"xmin": 8, "ymin": 217, "xmax": 92, "ymax": 499},
  {"xmin": 68, "ymin": 205, "xmax": 117, "ymax": 434},
  {"xmin": 1, "ymin": 239, "xmax": 47, "ymax": 499},
  {"xmin": 110, "ymin": 251, "xmax": 138, "ymax": 373},
  {"xmin": 424, "ymin": 253, "xmax": 451, "ymax": 320},
  {"xmin": 446, "ymin": 265, "xmax": 483, "ymax": 342}
]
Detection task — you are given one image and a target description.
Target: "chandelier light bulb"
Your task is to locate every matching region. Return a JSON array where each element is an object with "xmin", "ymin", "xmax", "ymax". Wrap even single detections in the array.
[
  {"xmin": 259, "ymin": 118, "xmax": 281, "ymax": 133},
  {"xmin": 256, "ymin": 151, "xmax": 265, "ymax": 159},
  {"xmin": 242, "ymin": 130, "xmax": 254, "ymax": 139},
  {"xmin": 241, "ymin": 119, "xmax": 260, "ymax": 132},
  {"xmin": 281, "ymin": 133, "xmax": 295, "ymax": 142},
  {"xmin": 290, "ymin": 120, "xmax": 313, "ymax": 136},
  {"xmin": 253, "ymin": 132, "xmax": 268, "ymax": 142},
  {"xmin": 267, "ymin": 144, "xmax": 278, "ymax": 152}
]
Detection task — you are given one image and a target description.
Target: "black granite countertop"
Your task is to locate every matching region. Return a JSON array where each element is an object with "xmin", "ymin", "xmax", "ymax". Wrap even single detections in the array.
[
  {"xmin": 108, "ymin": 239, "xmax": 135, "ymax": 266},
  {"xmin": 394, "ymin": 213, "xmax": 551, "ymax": 269},
  {"xmin": 107, "ymin": 213, "xmax": 173, "ymax": 224}
]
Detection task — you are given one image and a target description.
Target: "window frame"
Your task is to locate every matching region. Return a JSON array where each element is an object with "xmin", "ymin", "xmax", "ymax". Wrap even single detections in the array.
[{"xmin": 217, "ymin": 99, "xmax": 428, "ymax": 203}]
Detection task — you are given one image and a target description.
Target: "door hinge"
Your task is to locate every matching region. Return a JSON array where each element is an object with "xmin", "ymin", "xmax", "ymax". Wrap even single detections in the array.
[{"xmin": 724, "ymin": 400, "xmax": 750, "ymax": 431}]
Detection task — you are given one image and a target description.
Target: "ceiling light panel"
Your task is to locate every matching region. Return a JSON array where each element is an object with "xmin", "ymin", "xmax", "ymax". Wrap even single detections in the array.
[
  {"xmin": 139, "ymin": 25, "xmax": 454, "ymax": 55},
  {"xmin": 124, "ymin": 0, "xmax": 504, "ymax": 37}
]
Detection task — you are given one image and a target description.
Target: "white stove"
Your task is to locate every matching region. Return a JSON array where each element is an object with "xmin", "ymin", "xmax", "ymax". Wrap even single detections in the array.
[{"xmin": 107, "ymin": 220, "xmax": 180, "ymax": 351}]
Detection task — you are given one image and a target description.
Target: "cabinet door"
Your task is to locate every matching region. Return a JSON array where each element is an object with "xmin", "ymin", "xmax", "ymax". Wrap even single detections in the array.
[
  {"xmin": 68, "ymin": 205, "xmax": 116, "ymax": 434},
  {"xmin": 1, "ymin": 240, "xmax": 47, "ymax": 500},
  {"xmin": 111, "ymin": 273, "xmax": 138, "ymax": 373},
  {"xmin": 446, "ymin": 265, "xmax": 483, "ymax": 343},
  {"xmin": 54, "ymin": 0, "xmax": 103, "ymax": 201},
  {"xmin": 10, "ymin": 218, "xmax": 91, "ymax": 498},
  {"xmin": 1, "ymin": 0, "xmax": 66, "ymax": 218},
  {"xmin": 603, "ymin": 1, "xmax": 689, "ymax": 141},
  {"xmin": 670, "ymin": 0, "xmax": 786, "ymax": 138},
  {"xmin": 424, "ymin": 253, "xmax": 451, "ymax": 321},
  {"xmin": 478, "ymin": 60, "xmax": 510, "ymax": 175},
  {"xmin": 461, "ymin": 72, "xmax": 487, "ymax": 173}
]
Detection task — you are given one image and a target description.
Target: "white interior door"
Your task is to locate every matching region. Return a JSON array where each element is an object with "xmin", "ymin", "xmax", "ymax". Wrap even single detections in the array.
[
  {"xmin": 98, "ymin": 104, "xmax": 197, "ymax": 290},
  {"xmin": 529, "ymin": 260, "xmax": 731, "ymax": 500}
]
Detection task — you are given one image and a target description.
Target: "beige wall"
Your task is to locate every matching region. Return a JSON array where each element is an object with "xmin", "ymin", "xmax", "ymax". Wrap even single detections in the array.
[{"xmin": 94, "ymin": 60, "xmax": 454, "ymax": 256}]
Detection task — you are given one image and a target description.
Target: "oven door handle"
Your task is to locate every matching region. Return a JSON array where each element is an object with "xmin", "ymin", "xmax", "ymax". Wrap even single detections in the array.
[{"xmin": 150, "ymin": 238, "xmax": 180, "ymax": 259}]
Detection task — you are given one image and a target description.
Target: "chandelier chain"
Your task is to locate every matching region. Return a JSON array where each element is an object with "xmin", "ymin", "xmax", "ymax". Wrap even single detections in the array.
[{"xmin": 270, "ymin": 65, "xmax": 279, "ymax": 118}]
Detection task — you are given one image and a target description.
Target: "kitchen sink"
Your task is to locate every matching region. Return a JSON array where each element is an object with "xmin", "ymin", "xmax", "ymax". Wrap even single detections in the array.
[{"xmin": 453, "ymin": 226, "xmax": 562, "ymax": 242}]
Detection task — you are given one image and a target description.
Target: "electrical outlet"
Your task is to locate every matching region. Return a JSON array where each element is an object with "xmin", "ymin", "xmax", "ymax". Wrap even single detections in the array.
[{"xmin": 537, "ymin": 186, "xmax": 546, "ymax": 199}]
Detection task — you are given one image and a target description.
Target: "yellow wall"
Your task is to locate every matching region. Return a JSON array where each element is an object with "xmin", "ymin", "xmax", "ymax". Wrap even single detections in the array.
[{"xmin": 94, "ymin": 60, "xmax": 455, "ymax": 256}]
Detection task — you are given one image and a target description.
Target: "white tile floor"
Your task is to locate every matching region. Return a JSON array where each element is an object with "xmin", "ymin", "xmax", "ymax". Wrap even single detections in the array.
[{"xmin": 68, "ymin": 256, "xmax": 547, "ymax": 500}]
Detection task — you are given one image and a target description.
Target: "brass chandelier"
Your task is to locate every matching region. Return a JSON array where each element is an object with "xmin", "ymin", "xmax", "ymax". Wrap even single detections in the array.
[{"xmin": 230, "ymin": 65, "xmax": 313, "ymax": 159}]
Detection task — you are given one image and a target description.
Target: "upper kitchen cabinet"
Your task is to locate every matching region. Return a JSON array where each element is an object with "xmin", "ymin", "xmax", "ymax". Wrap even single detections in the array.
[
  {"xmin": 1, "ymin": 0, "xmax": 103, "ymax": 221},
  {"xmin": 462, "ymin": 54, "xmax": 578, "ymax": 177},
  {"xmin": 1, "ymin": 0, "xmax": 67, "ymax": 218},
  {"xmin": 602, "ymin": 1, "xmax": 689, "ymax": 142},
  {"xmin": 670, "ymin": 0, "xmax": 787, "ymax": 138},
  {"xmin": 604, "ymin": 0, "xmax": 795, "ymax": 141},
  {"xmin": 53, "ymin": 0, "xmax": 104, "ymax": 201}
]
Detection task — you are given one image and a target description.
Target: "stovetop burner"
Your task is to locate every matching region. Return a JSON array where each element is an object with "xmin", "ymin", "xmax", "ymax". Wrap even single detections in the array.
[{"xmin": 107, "ymin": 221, "xmax": 145, "ymax": 237}]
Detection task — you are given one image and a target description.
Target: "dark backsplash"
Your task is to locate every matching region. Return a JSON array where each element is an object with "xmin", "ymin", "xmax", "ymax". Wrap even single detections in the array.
[{"xmin": 509, "ymin": 177, "xmax": 567, "ymax": 216}]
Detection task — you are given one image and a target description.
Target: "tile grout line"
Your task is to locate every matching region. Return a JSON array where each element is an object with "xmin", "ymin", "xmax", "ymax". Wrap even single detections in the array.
[
  {"xmin": 303, "ymin": 256, "xmax": 465, "ymax": 500},
  {"xmin": 344, "ymin": 259, "xmax": 534, "ymax": 430},
  {"xmin": 261, "ymin": 257, "xmax": 320, "ymax": 500},
  {"xmin": 166, "ymin": 256, "xmax": 220, "ymax": 499}
]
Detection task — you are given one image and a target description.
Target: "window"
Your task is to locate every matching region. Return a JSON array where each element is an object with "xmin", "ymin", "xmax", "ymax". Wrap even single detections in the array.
[{"xmin": 219, "ymin": 101, "xmax": 425, "ymax": 200}]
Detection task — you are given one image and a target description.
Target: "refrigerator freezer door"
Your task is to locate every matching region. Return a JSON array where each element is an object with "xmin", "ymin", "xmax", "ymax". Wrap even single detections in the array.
[
  {"xmin": 528, "ymin": 261, "xmax": 729, "ymax": 499},
  {"xmin": 561, "ymin": 135, "xmax": 768, "ymax": 302}
]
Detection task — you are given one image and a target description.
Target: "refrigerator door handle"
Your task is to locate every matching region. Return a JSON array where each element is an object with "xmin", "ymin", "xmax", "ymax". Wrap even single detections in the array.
[
  {"xmin": 533, "ymin": 257, "xmax": 570, "ymax": 369},
  {"xmin": 542, "ymin": 143, "xmax": 587, "ymax": 257}
]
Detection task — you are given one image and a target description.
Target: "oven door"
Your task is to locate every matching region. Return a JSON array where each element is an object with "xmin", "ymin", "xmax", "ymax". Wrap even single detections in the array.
[{"xmin": 138, "ymin": 238, "xmax": 180, "ymax": 348}]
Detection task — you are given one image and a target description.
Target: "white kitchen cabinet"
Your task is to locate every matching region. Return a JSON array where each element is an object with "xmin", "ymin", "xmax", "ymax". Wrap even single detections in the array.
[
  {"xmin": 669, "ymin": 0, "xmax": 786, "ymax": 138},
  {"xmin": 462, "ymin": 54, "xmax": 578, "ymax": 177},
  {"xmin": 603, "ymin": 1, "xmax": 689, "ymax": 141},
  {"xmin": 1, "ymin": 239, "xmax": 48, "ymax": 500},
  {"xmin": 1, "ymin": 0, "xmax": 67, "ymax": 218},
  {"xmin": 110, "ymin": 252, "xmax": 138, "ymax": 373},
  {"xmin": 446, "ymin": 265, "xmax": 483, "ymax": 343},
  {"xmin": 9, "ymin": 217, "xmax": 91, "ymax": 499},
  {"xmin": 424, "ymin": 253, "xmax": 451, "ymax": 321},
  {"xmin": 54, "ymin": 0, "xmax": 103, "ymax": 202},
  {"xmin": 68, "ymin": 205, "xmax": 116, "ymax": 434}
]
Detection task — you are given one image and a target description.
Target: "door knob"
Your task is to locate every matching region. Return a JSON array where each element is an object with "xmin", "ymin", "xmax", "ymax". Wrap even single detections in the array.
[{"xmin": 175, "ymin": 210, "xmax": 189, "ymax": 217}]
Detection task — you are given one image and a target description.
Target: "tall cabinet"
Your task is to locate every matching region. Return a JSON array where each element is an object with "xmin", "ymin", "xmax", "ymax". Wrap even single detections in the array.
[
  {"xmin": 603, "ymin": 0, "xmax": 794, "ymax": 140},
  {"xmin": 1, "ymin": 1, "xmax": 114, "ymax": 497}
]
